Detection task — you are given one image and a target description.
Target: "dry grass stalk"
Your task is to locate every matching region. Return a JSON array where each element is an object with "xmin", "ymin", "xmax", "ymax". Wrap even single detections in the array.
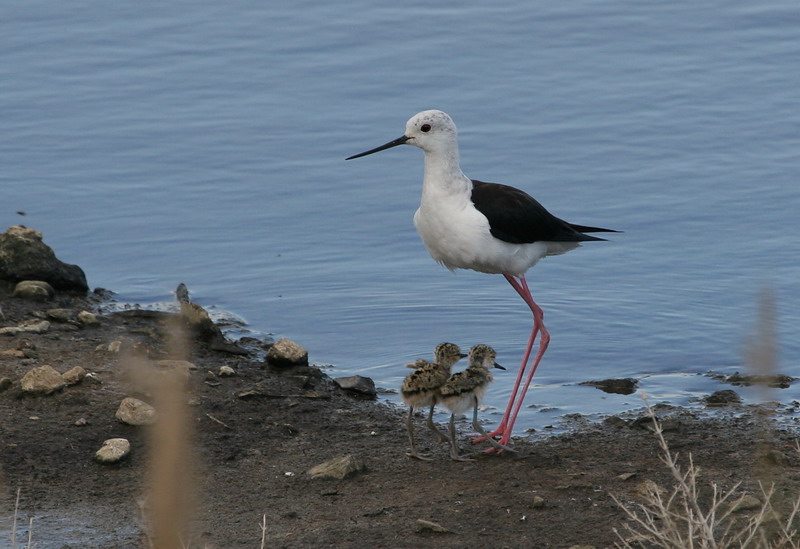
[
  {"xmin": 130, "ymin": 315, "xmax": 195, "ymax": 549},
  {"xmin": 612, "ymin": 401, "xmax": 800, "ymax": 548},
  {"xmin": 9, "ymin": 487, "xmax": 33, "ymax": 549}
]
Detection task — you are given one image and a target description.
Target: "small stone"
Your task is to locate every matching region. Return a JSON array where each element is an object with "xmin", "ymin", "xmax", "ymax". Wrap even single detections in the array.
[
  {"xmin": 12, "ymin": 280, "xmax": 55, "ymax": 301},
  {"xmin": 46, "ymin": 308, "xmax": 74, "ymax": 322},
  {"xmin": 97, "ymin": 340, "xmax": 123, "ymax": 353},
  {"xmin": 0, "ymin": 349, "xmax": 25, "ymax": 358},
  {"xmin": 84, "ymin": 372, "xmax": 102, "ymax": 384},
  {"xmin": 307, "ymin": 454, "xmax": 366, "ymax": 480},
  {"xmin": 115, "ymin": 397, "xmax": 157, "ymax": 425},
  {"xmin": 580, "ymin": 378, "xmax": 638, "ymax": 395},
  {"xmin": 604, "ymin": 416, "xmax": 628, "ymax": 428},
  {"xmin": 266, "ymin": 338, "xmax": 308, "ymax": 367},
  {"xmin": 0, "ymin": 320, "xmax": 51, "ymax": 336},
  {"xmin": 531, "ymin": 495, "xmax": 546, "ymax": 508},
  {"xmin": 62, "ymin": 366, "xmax": 87, "ymax": 386},
  {"xmin": 0, "ymin": 377, "xmax": 12, "ymax": 392},
  {"xmin": 152, "ymin": 360, "xmax": 193, "ymax": 385},
  {"xmin": 74, "ymin": 417, "xmax": 88, "ymax": 426},
  {"xmin": 77, "ymin": 311, "xmax": 99, "ymax": 325},
  {"xmin": 218, "ymin": 365, "xmax": 236, "ymax": 377},
  {"xmin": 414, "ymin": 519, "xmax": 455, "ymax": 534},
  {"xmin": 705, "ymin": 389, "xmax": 742, "ymax": 406},
  {"xmin": 156, "ymin": 359, "xmax": 197, "ymax": 371},
  {"xmin": 333, "ymin": 375, "xmax": 377, "ymax": 398},
  {"xmin": 95, "ymin": 438, "xmax": 131, "ymax": 464},
  {"xmin": 20, "ymin": 365, "xmax": 65, "ymax": 394},
  {"xmin": 617, "ymin": 472, "xmax": 637, "ymax": 481}
]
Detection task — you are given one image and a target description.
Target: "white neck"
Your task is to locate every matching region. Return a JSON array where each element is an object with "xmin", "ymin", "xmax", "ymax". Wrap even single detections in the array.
[{"xmin": 421, "ymin": 146, "xmax": 471, "ymax": 197}]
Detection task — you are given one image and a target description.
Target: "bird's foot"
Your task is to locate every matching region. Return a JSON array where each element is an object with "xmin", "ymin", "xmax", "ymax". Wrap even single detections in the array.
[
  {"xmin": 449, "ymin": 451, "xmax": 475, "ymax": 462},
  {"xmin": 469, "ymin": 428, "xmax": 503, "ymax": 445},
  {"xmin": 481, "ymin": 440, "xmax": 515, "ymax": 455}
]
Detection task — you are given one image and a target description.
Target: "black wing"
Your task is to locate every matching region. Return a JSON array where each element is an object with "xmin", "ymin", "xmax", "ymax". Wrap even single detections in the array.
[{"xmin": 470, "ymin": 180, "xmax": 618, "ymax": 244}]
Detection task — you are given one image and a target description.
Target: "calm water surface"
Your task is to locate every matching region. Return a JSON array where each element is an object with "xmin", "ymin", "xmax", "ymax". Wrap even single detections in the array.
[{"xmin": 3, "ymin": 1, "xmax": 800, "ymax": 438}]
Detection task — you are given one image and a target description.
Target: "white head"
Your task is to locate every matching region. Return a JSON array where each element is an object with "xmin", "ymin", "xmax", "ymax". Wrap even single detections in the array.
[
  {"xmin": 346, "ymin": 109, "xmax": 459, "ymax": 160},
  {"xmin": 403, "ymin": 110, "xmax": 458, "ymax": 154}
]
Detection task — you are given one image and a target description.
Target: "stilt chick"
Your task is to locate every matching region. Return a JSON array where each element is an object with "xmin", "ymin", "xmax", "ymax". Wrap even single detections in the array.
[
  {"xmin": 439, "ymin": 344, "xmax": 511, "ymax": 461},
  {"xmin": 400, "ymin": 342, "xmax": 465, "ymax": 460}
]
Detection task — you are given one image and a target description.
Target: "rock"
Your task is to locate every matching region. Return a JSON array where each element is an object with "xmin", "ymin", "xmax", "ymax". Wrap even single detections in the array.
[
  {"xmin": 179, "ymin": 300, "xmax": 248, "ymax": 355},
  {"xmin": 218, "ymin": 365, "xmax": 236, "ymax": 377},
  {"xmin": 77, "ymin": 310, "xmax": 99, "ymax": 325},
  {"xmin": 180, "ymin": 300, "xmax": 217, "ymax": 339},
  {"xmin": 95, "ymin": 438, "xmax": 131, "ymax": 464},
  {"xmin": 0, "ymin": 320, "xmax": 51, "ymax": 336},
  {"xmin": 705, "ymin": 389, "xmax": 741, "ymax": 406},
  {"xmin": 115, "ymin": 397, "xmax": 157, "ymax": 425},
  {"xmin": 531, "ymin": 495, "xmax": 546, "ymax": 508},
  {"xmin": 307, "ymin": 454, "xmax": 366, "ymax": 480},
  {"xmin": 46, "ymin": 308, "xmax": 74, "ymax": 322},
  {"xmin": 333, "ymin": 375, "xmax": 377, "ymax": 398},
  {"xmin": 20, "ymin": 365, "xmax": 65, "ymax": 394},
  {"xmin": 62, "ymin": 366, "xmax": 87, "ymax": 386},
  {"xmin": 74, "ymin": 417, "xmax": 88, "ymax": 426},
  {"xmin": 724, "ymin": 372, "xmax": 795, "ymax": 388},
  {"xmin": 0, "ymin": 226, "xmax": 88, "ymax": 292},
  {"xmin": 13, "ymin": 280, "xmax": 55, "ymax": 301},
  {"xmin": 579, "ymin": 378, "xmax": 638, "ymax": 395},
  {"xmin": 267, "ymin": 338, "xmax": 308, "ymax": 367},
  {"xmin": 603, "ymin": 416, "xmax": 628, "ymax": 428},
  {"xmin": 96, "ymin": 340, "xmax": 123, "ymax": 353},
  {"xmin": 174, "ymin": 282, "xmax": 190, "ymax": 303},
  {"xmin": 415, "ymin": 519, "xmax": 455, "ymax": 534},
  {"xmin": 0, "ymin": 377, "xmax": 12, "ymax": 392},
  {"xmin": 156, "ymin": 359, "xmax": 197, "ymax": 372},
  {"xmin": 0, "ymin": 349, "xmax": 26, "ymax": 358}
]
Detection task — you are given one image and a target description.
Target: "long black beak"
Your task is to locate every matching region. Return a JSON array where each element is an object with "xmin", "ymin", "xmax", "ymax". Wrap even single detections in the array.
[
  {"xmin": 494, "ymin": 362, "xmax": 505, "ymax": 370},
  {"xmin": 346, "ymin": 135, "xmax": 410, "ymax": 160}
]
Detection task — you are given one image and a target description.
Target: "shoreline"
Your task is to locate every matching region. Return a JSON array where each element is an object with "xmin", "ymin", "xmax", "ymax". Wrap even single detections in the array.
[{"xmin": 1, "ymin": 229, "xmax": 799, "ymax": 547}]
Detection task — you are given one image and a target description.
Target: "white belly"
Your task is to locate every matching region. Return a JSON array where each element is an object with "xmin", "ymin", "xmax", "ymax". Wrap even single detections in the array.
[{"xmin": 414, "ymin": 200, "xmax": 570, "ymax": 277}]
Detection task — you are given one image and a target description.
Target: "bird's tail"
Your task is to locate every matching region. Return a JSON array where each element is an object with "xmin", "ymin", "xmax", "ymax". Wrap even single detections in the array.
[{"xmin": 569, "ymin": 223, "xmax": 620, "ymax": 235}]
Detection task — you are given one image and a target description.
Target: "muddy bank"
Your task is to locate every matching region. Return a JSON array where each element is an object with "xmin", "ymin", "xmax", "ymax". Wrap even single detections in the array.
[{"xmin": 1, "ymin": 230, "xmax": 799, "ymax": 548}]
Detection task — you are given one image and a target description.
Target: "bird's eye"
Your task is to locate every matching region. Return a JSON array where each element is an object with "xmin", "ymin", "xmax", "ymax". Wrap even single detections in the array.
[{"xmin": 420, "ymin": 124, "xmax": 431, "ymax": 133}]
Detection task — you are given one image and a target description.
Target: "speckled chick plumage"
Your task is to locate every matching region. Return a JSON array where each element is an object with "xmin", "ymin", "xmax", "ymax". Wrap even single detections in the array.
[
  {"xmin": 439, "ymin": 344, "xmax": 498, "ymax": 415},
  {"xmin": 401, "ymin": 342, "xmax": 464, "ymax": 410}
]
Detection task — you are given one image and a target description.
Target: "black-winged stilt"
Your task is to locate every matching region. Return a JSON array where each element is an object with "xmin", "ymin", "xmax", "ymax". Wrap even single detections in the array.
[
  {"xmin": 400, "ymin": 342, "xmax": 466, "ymax": 461},
  {"xmin": 347, "ymin": 110, "xmax": 617, "ymax": 450},
  {"xmin": 438, "ymin": 344, "xmax": 509, "ymax": 461}
]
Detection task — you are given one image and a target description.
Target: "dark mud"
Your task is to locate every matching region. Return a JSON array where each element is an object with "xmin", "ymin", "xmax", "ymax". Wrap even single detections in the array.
[{"xmin": 1, "ymin": 287, "xmax": 799, "ymax": 548}]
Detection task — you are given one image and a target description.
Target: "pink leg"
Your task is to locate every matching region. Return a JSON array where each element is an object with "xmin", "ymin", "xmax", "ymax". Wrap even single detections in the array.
[
  {"xmin": 472, "ymin": 274, "xmax": 543, "ymax": 446},
  {"xmin": 495, "ymin": 276, "xmax": 549, "ymax": 446}
]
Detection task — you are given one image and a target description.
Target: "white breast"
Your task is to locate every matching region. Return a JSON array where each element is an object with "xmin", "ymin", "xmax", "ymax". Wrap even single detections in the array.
[{"xmin": 414, "ymin": 198, "xmax": 553, "ymax": 277}]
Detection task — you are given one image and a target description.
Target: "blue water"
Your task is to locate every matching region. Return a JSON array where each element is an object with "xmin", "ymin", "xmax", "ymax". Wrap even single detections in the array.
[{"xmin": 3, "ymin": 1, "xmax": 800, "ymax": 437}]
